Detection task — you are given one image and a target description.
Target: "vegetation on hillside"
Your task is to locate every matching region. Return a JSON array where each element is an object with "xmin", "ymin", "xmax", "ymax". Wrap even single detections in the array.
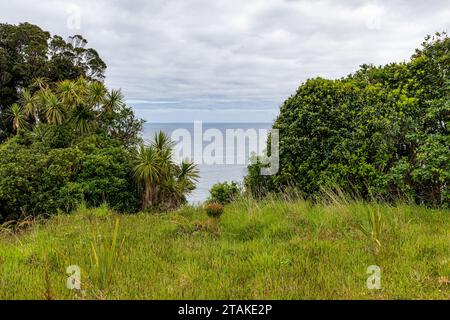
[
  {"xmin": 246, "ymin": 33, "xmax": 450, "ymax": 208},
  {"xmin": 0, "ymin": 23, "xmax": 106, "ymax": 141},
  {"xmin": 0, "ymin": 23, "xmax": 199, "ymax": 223},
  {"xmin": 0, "ymin": 198, "xmax": 448, "ymax": 299},
  {"xmin": 133, "ymin": 132, "xmax": 199, "ymax": 211},
  {"xmin": 0, "ymin": 22, "xmax": 448, "ymax": 301},
  {"xmin": 0, "ymin": 76, "xmax": 199, "ymax": 222},
  {"xmin": 0, "ymin": 77, "xmax": 144, "ymax": 221}
]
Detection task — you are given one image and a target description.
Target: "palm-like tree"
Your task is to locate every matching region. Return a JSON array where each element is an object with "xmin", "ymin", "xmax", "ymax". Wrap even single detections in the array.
[
  {"xmin": 173, "ymin": 160, "xmax": 199, "ymax": 205},
  {"xmin": 153, "ymin": 130, "xmax": 175, "ymax": 151},
  {"xmin": 7, "ymin": 103, "xmax": 27, "ymax": 132},
  {"xmin": 152, "ymin": 132, "xmax": 176, "ymax": 203},
  {"xmin": 68, "ymin": 104, "xmax": 96, "ymax": 135},
  {"xmin": 177, "ymin": 160, "xmax": 200, "ymax": 191},
  {"xmin": 57, "ymin": 80, "xmax": 82, "ymax": 106},
  {"xmin": 133, "ymin": 144, "xmax": 161, "ymax": 209},
  {"xmin": 44, "ymin": 93, "xmax": 65, "ymax": 125},
  {"xmin": 103, "ymin": 89, "xmax": 124, "ymax": 114},
  {"xmin": 31, "ymin": 124, "xmax": 50, "ymax": 143},
  {"xmin": 132, "ymin": 132, "xmax": 199, "ymax": 210},
  {"xmin": 88, "ymin": 81, "xmax": 106, "ymax": 109},
  {"xmin": 22, "ymin": 89, "xmax": 39, "ymax": 122}
]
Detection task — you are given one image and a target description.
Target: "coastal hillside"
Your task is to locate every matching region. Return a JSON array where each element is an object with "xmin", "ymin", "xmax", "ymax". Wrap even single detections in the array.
[{"xmin": 1, "ymin": 199, "xmax": 449, "ymax": 299}]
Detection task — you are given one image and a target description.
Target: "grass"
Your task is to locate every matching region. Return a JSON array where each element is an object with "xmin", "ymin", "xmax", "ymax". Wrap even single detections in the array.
[{"xmin": 0, "ymin": 198, "xmax": 449, "ymax": 299}]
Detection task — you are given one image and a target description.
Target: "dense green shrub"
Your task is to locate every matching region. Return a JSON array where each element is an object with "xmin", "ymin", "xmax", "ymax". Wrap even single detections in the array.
[
  {"xmin": 61, "ymin": 138, "xmax": 138, "ymax": 213},
  {"xmin": 0, "ymin": 135, "xmax": 139, "ymax": 222},
  {"xmin": 247, "ymin": 33, "xmax": 449, "ymax": 207},
  {"xmin": 208, "ymin": 181, "xmax": 240, "ymax": 205},
  {"xmin": 244, "ymin": 155, "xmax": 276, "ymax": 198},
  {"xmin": 0, "ymin": 23, "xmax": 106, "ymax": 141},
  {"xmin": 0, "ymin": 140, "xmax": 82, "ymax": 220}
]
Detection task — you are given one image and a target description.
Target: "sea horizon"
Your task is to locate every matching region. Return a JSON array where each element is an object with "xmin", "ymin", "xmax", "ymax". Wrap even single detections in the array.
[{"xmin": 142, "ymin": 122, "xmax": 273, "ymax": 203}]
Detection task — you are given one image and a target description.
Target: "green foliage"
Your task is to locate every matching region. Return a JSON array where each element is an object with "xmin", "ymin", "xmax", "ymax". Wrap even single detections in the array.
[
  {"xmin": 0, "ymin": 199, "xmax": 449, "ymax": 299},
  {"xmin": 0, "ymin": 24, "xmax": 194, "ymax": 222},
  {"xmin": 247, "ymin": 33, "xmax": 450, "ymax": 207},
  {"xmin": 61, "ymin": 141, "xmax": 139, "ymax": 213},
  {"xmin": 90, "ymin": 218, "xmax": 123, "ymax": 289},
  {"xmin": 0, "ymin": 140, "xmax": 83, "ymax": 221},
  {"xmin": 244, "ymin": 155, "xmax": 277, "ymax": 198},
  {"xmin": 7, "ymin": 77, "xmax": 143, "ymax": 148},
  {"xmin": 6, "ymin": 103, "xmax": 27, "ymax": 132},
  {"xmin": 0, "ymin": 74, "xmax": 145, "ymax": 223},
  {"xmin": 132, "ymin": 132, "xmax": 199, "ymax": 211},
  {"xmin": 0, "ymin": 134, "xmax": 139, "ymax": 222},
  {"xmin": 208, "ymin": 181, "xmax": 241, "ymax": 205},
  {"xmin": 0, "ymin": 23, "xmax": 106, "ymax": 140}
]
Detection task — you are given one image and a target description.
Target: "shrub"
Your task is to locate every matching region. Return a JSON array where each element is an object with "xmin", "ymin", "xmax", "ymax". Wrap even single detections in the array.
[
  {"xmin": 208, "ymin": 181, "xmax": 240, "ymax": 205},
  {"xmin": 0, "ymin": 141, "xmax": 83, "ymax": 221},
  {"xmin": 246, "ymin": 33, "xmax": 450, "ymax": 208},
  {"xmin": 244, "ymin": 155, "xmax": 276, "ymax": 198},
  {"xmin": 0, "ymin": 134, "xmax": 139, "ymax": 223},
  {"xmin": 205, "ymin": 203, "xmax": 224, "ymax": 219},
  {"xmin": 132, "ymin": 132, "xmax": 199, "ymax": 211}
]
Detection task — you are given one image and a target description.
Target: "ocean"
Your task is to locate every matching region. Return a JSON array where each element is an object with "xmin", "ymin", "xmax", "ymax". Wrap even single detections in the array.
[{"xmin": 142, "ymin": 122, "xmax": 272, "ymax": 203}]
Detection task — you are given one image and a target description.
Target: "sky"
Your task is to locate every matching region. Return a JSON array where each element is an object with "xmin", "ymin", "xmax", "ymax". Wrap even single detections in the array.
[{"xmin": 1, "ymin": 0, "xmax": 450, "ymax": 123}]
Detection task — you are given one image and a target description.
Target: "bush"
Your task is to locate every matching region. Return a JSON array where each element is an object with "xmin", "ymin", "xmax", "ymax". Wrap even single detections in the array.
[
  {"xmin": 0, "ymin": 140, "xmax": 83, "ymax": 221},
  {"xmin": 244, "ymin": 155, "xmax": 276, "ymax": 198},
  {"xmin": 64, "ymin": 137, "xmax": 138, "ymax": 212},
  {"xmin": 0, "ymin": 134, "xmax": 139, "ymax": 222},
  {"xmin": 205, "ymin": 203, "xmax": 224, "ymax": 219},
  {"xmin": 208, "ymin": 181, "xmax": 240, "ymax": 205},
  {"xmin": 246, "ymin": 33, "xmax": 450, "ymax": 208}
]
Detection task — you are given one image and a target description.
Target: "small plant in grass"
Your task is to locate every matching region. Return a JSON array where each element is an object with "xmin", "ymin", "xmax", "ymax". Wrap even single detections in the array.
[
  {"xmin": 90, "ymin": 218, "xmax": 123, "ymax": 289},
  {"xmin": 205, "ymin": 203, "xmax": 224, "ymax": 219},
  {"xmin": 205, "ymin": 203, "xmax": 224, "ymax": 234},
  {"xmin": 208, "ymin": 181, "xmax": 240, "ymax": 205},
  {"xmin": 361, "ymin": 207, "xmax": 384, "ymax": 250}
]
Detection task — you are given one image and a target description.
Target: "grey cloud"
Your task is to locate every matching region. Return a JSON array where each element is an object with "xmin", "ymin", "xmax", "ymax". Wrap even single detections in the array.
[{"xmin": 1, "ymin": 0, "xmax": 449, "ymax": 122}]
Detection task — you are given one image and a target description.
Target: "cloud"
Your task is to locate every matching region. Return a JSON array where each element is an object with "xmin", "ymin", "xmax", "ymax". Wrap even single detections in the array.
[{"xmin": 1, "ymin": 0, "xmax": 449, "ymax": 122}]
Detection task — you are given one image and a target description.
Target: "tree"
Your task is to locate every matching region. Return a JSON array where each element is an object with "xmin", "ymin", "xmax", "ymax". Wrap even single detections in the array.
[
  {"xmin": 6, "ymin": 103, "xmax": 27, "ymax": 132},
  {"xmin": 247, "ymin": 33, "xmax": 449, "ymax": 207},
  {"xmin": 132, "ymin": 132, "xmax": 199, "ymax": 210},
  {"xmin": 133, "ymin": 144, "xmax": 161, "ymax": 209},
  {"xmin": 0, "ymin": 23, "xmax": 106, "ymax": 141},
  {"xmin": 44, "ymin": 93, "xmax": 65, "ymax": 125},
  {"xmin": 8, "ymin": 78, "xmax": 143, "ymax": 148}
]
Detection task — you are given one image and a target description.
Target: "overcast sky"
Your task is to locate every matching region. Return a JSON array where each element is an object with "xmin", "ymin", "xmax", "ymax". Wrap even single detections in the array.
[{"xmin": 1, "ymin": 0, "xmax": 450, "ymax": 122}]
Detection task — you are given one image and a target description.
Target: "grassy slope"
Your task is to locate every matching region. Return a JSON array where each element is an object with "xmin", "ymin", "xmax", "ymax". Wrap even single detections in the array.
[{"xmin": 0, "ymin": 199, "xmax": 449, "ymax": 300}]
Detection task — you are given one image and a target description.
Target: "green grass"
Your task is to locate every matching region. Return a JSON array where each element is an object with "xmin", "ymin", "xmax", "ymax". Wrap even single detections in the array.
[{"xmin": 0, "ymin": 199, "xmax": 449, "ymax": 300}]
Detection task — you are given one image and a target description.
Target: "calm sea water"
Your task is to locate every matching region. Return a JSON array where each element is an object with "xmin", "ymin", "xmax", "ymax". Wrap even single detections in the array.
[{"xmin": 142, "ymin": 123, "xmax": 272, "ymax": 203}]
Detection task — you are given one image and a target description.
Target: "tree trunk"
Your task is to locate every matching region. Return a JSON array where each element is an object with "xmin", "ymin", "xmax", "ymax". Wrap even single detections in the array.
[{"xmin": 142, "ymin": 182, "xmax": 153, "ymax": 210}]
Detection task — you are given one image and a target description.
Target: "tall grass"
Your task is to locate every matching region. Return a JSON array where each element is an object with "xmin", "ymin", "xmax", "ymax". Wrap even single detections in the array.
[
  {"xmin": 0, "ymin": 198, "xmax": 448, "ymax": 299},
  {"xmin": 360, "ymin": 206, "xmax": 384, "ymax": 249},
  {"xmin": 90, "ymin": 218, "xmax": 123, "ymax": 289}
]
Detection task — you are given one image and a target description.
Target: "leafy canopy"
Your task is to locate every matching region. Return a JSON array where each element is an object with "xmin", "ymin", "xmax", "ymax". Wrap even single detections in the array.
[
  {"xmin": 247, "ymin": 32, "xmax": 450, "ymax": 208},
  {"xmin": 0, "ymin": 23, "xmax": 106, "ymax": 140}
]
